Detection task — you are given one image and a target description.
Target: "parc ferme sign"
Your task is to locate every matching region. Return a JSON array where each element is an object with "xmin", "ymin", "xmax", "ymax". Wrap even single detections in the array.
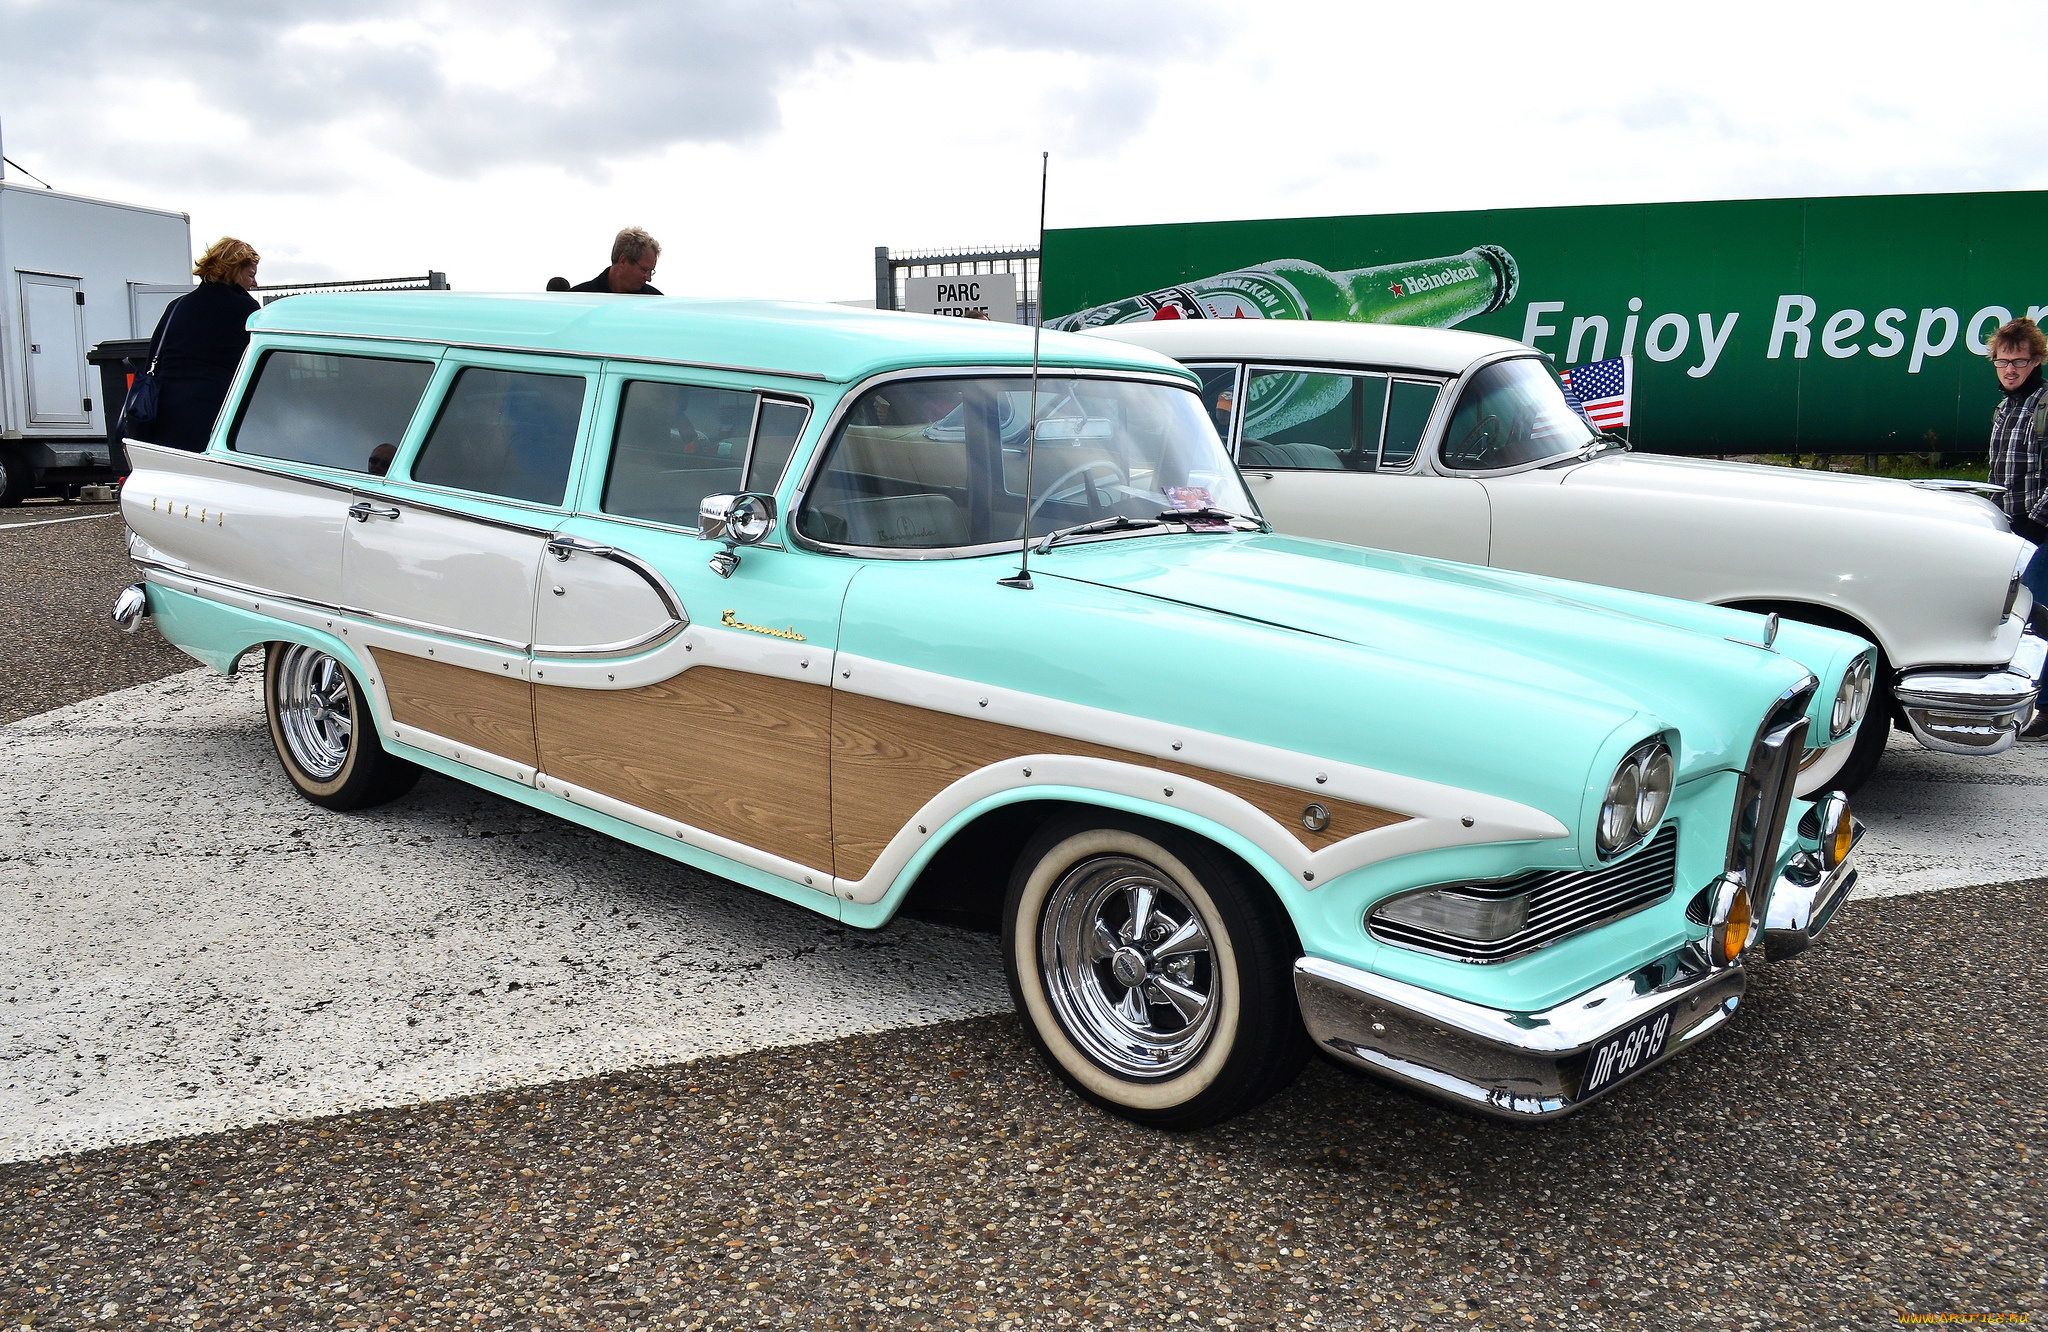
[
  {"xmin": 1043, "ymin": 191, "xmax": 2046, "ymax": 454},
  {"xmin": 904, "ymin": 273, "xmax": 1018, "ymax": 324}
]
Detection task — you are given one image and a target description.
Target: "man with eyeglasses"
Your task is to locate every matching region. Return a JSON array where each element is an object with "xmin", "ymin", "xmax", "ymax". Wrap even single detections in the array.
[
  {"xmin": 1989, "ymin": 318, "xmax": 2048, "ymax": 546},
  {"xmin": 1986, "ymin": 318, "xmax": 2048, "ymax": 686}
]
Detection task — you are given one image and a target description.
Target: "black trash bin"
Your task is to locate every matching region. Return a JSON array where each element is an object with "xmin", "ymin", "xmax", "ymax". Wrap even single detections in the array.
[{"xmin": 87, "ymin": 338, "xmax": 153, "ymax": 476}]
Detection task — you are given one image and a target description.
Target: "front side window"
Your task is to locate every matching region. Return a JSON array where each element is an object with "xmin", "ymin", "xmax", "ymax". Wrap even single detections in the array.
[
  {"xmin": 798, "ymin": 376, "xmax": 1251, "ymax": 551},
  {"xmin": 602, "ymin": 385, "xmax": 813, "ymax": 528},
  {"xmin": 410, "ymin": 367, "xmax": 587, "ymax": 506},
  {"xmin": 1439, "ymin": 357, "xmax": 1594, "ymax": 473},
  {"xmin": 229, "ymin": 351, "xmax": 434, "ymax": 473},
  {"xmin": 1239, "ymin": 369, "xmax": 1387, "ymax": 472}
]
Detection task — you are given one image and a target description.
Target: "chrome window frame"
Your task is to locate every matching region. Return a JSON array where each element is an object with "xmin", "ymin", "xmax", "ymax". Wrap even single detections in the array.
[
  {"xmin": 594, "ymin": 378, "xmax": 813, "ymax": 537},
  {"xmin": 785, "ymin": 364, "xmax": 1213, "ymax": 562},
  {"xmin": 1182, "ymin": 361, "xmax": 1247, "ymax": 458},
  {"xmin": 1429, "ymin": 348, "xmax": 1600, "ymax": 480},
  {"xmin": 1238, "ymin": 362, "xmax": 1393, "ymax": 472}
]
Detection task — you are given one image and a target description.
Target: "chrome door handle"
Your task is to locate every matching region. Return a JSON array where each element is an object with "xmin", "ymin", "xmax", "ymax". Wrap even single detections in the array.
[
  {"xmin": 547, "ymin": 537, "xmax": 615, "ymax": 561},
  {"xmin": 347, "ymin": 502, "xmax": 400, "ymax": 522}
]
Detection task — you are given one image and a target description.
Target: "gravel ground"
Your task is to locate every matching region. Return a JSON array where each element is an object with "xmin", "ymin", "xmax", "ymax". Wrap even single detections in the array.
[
  {"xmin": 1, "ymin": 877, "xmax": 2043, "ymax": 1331},
  {"xmin": 0, "ymin": 502, "xmax": 192, "ymax": 725}
]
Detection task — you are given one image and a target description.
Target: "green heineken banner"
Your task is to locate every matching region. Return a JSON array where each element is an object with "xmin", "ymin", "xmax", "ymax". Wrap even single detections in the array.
[{"xmin": 1042, "ymin": 191, "xmax": 2046, "ymax": 454}]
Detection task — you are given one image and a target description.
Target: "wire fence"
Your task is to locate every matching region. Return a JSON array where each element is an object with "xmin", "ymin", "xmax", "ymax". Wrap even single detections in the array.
[{"xmin": 255, "ymin": 272, "xmax": 448, "ymax": 306}]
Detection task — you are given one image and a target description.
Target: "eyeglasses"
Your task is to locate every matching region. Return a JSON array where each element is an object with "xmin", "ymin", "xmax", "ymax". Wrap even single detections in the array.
[{"xmin": 1993, "ymin": 356, "xmax": 2039, "ymax": 370}]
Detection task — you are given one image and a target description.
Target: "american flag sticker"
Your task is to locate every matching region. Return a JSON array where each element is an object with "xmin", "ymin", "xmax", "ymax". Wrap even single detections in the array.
[{"xmin": 1559, "ymin": 355, "xmax": 1632, "ymax": 431}]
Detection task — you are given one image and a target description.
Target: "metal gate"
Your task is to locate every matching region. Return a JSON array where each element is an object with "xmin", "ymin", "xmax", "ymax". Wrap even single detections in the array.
[{"xmin": 875, "ymin": 247, "xmax": 1039, "ymax": 325}]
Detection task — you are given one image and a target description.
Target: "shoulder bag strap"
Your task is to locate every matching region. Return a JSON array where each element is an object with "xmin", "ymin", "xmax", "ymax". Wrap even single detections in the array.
[{"xmin": 146, "ymin": 294, "xmax": 187, "ymax": 375}]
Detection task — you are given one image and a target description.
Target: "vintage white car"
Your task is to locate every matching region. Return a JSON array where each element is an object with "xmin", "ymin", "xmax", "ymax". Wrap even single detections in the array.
[{"xmin": 1084, "ymin": 319, "xmax": 2045, "ymax": 793}]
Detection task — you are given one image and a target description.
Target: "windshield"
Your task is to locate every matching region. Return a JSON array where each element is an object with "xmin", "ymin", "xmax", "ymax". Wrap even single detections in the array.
[
  {"xmin": 1439, "ymin": 356, "xmax": 1597, "ymax": 472},
  {"xmin": 797, "ymin": 376, "xmax": 1254, "ymax": 551}
]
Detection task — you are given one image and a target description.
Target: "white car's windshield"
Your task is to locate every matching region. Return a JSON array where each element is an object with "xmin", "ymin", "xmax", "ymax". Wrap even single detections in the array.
[
  {"xmin": 1440, "ymin": 357, "xmax": 1598, "ymax": 472},
  {"xmin": 798, "ymin": 376, "xmax": 1255, "ymax": 551}
]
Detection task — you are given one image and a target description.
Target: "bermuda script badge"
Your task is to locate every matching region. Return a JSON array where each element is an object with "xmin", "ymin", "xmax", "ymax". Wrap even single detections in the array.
[{"xmin": 721, "ymin": 609, "xmax": 806, "ymax": 642}]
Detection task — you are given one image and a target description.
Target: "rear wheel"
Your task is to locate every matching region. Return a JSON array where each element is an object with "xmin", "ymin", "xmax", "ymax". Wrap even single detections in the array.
[
  {"xmin": 264, "ymin": 643, "xmax": 421, "ymax": 810},
  {"xmin": 1003, "ymin": 815, "xmax": 1309, "ymax": 1129}
]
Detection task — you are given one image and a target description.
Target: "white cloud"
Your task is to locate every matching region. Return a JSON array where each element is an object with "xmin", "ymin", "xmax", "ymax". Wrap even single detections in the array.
[{"xmin": 1, "ymin": 0, "xmax": 2042, "ymax": 301}]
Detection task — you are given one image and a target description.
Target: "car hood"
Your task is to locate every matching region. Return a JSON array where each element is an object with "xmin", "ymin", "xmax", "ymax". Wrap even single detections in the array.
[
  {"xmin": 1038, "ymin": 532, "xmax": 1827, "ymax": 781},
  {"xmin": 1560, "ymin": 452, "xmax": 2010, "ymax": 530}
]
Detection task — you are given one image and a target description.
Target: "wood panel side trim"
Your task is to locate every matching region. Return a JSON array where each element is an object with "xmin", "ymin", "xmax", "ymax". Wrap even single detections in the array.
[
  {"xmin": 831, "ymin": 691, "xmax": 1406, "ymax": 882},
  {"xmin": 369, "ymin": 647, "xmax": 539, "ymax": 771},
  {"xmin": 534, "ymin": 667, "xmax": 834, "ymax": 873}
]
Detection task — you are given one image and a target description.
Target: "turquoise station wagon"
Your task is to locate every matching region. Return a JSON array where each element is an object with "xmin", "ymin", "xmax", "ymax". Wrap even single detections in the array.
[{"xmin": 113, "ymin": 294, "xmax": 1875, "ymax": 1128}]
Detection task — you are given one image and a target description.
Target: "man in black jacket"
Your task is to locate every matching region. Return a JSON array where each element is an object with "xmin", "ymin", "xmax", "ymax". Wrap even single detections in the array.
[{"xmin": 570, "ymin": 227, "xmax": 662, "ymax": 295}]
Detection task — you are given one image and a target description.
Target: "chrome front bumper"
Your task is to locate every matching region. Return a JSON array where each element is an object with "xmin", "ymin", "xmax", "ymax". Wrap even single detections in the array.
[
  {"xmin": 1894, "ymin": 631, "xmax": 2045, "ymax": 756},
  {"xmin": 1294, "ymin": 946, "xmax": 1745, "ymax": 1120},
  {"xmin": 1762, "ymin": 814, "xmax": 1864, "ymax": 961}
]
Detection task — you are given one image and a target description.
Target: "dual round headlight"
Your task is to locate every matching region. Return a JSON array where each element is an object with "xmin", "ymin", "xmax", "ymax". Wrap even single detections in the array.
[
  {"xmin": 1830, "ymin": 653, "xmax": 1876, "ymax": 740},
  {"xmin": 1598, "ymin": 739, "xmax": 1674, "ymax": 858}
]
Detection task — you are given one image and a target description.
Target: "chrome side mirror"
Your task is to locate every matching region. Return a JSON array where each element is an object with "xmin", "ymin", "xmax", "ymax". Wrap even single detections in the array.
[{"xmin": 699, "ymin": 492, "xmax": 777, "ymax": 577}]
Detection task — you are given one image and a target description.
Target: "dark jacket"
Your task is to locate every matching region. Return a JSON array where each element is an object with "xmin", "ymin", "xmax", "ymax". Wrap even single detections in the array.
[
  {"xmin": 135, "ymin": 281, "xmax": 260, "ymax": 451},
  {"xmin": 568, "ymin": 268, "xmax": 663, "ymax": 296}
]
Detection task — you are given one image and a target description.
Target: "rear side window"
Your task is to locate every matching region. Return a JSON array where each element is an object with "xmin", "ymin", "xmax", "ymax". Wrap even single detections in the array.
[
  {"xmin": 602, "ymin": 383, "xmax": 810, "ymax": 528},
  {"xmin": 229, "ymin": 351, "xmax": 433, "ymax": 473},
  {"xmin": 410, "ymin": 367, "xmax": 586, "ymax": 506},
  {"xmin": 1239, "ymin": 368, "xmax": 1387, "ymax": 472}
]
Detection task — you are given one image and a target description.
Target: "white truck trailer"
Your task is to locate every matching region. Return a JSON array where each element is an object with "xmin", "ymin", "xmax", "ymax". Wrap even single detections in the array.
[{"xmin": 0, "ymin": 181, "xmax": 192, "ymax": 504}]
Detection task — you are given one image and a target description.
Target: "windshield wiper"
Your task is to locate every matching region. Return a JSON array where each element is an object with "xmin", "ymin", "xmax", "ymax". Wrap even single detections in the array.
[
  {"xmin": 1157, "ymin": 506, "xmax": 1270, "ymax": 532},
  {"xmin": 1036, "ymin": 514, "xmax": 1164, "ymax": 553}
]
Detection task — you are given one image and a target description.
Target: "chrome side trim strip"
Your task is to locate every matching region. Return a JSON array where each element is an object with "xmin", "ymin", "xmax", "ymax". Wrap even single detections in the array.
[
  {"xmin": 532, "ymin": 618, "xmax": 687, "ymax": 659},
  {"xmin": 131, "ymin": 558, "xmax": 534, "ymax": 653}
]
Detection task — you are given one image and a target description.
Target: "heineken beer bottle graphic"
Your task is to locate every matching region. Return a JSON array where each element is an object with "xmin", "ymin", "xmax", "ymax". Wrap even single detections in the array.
[{"xmin": 1047, "ymin": 245, "xmax": 1520, "ymax": 332}]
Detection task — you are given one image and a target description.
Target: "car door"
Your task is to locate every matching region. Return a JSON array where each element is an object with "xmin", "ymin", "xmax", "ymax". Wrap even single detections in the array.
[
  {"xmin": 341, "ymin": 351, "xmax": 598, "ymax": 779},
  {"xmin": 1221, "ymin": 363, "xmax": 1487, "ymax": 565},
  {"xmin": 530, "ymin": 368, "xmax": 849, "ymax": 897}
]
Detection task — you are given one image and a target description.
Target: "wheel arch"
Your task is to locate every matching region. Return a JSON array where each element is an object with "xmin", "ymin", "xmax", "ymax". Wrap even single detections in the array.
[
  {"xmin": 144, "ymin": 582, "xmax": 395, "ymax": 732},
  {"xmin": 843, "ymin": 789, "xmax": 1308, "ymax": 937}
]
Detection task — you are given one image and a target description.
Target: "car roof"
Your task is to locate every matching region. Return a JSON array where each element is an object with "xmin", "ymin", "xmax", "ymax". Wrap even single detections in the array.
[
  {"xmin": 1076, "ymin": 318, "xmax": 1528, "ymax": 375},
  {"xmin": 249, "ymin": 292, "xmax": 1194, "ymax": 386}
]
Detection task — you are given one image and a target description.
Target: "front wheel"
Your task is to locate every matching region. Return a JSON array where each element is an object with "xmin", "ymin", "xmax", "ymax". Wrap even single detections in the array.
[
  {"xmin": 1003, "ymin": 815, "xmax": 1310, "ymax": 1129},
  {"xmin": 0, "ymin": 448, "xmax": 29, "ymax": 507},
  {"xmin": 264, "ymin": 643, "xmax": 421, "ymax": 810}
]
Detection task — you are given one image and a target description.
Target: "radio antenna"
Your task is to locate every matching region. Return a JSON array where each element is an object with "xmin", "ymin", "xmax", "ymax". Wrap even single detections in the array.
[{"xmin": 999, "ymin": 151, "xmax": 1049, "ymax": 591}]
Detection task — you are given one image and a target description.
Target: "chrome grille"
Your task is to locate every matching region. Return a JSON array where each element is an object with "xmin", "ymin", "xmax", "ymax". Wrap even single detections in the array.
[
  {"xmin": 1369, "ymin": 825, "xmax": 1680, "ymax": 963},
  {"xmin": 1727, "ymin": 681, "xmax": 1814, "ymax": 890},
  {"xmin": 1797, "ymin": 806, "xmax": 1820, "ymax": 841}
]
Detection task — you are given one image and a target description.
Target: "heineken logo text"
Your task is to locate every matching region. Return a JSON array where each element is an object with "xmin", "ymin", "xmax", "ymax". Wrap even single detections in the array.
[{"xmin": 1391, "ymin": 265, "xmax": 1479, "ymax": 297}]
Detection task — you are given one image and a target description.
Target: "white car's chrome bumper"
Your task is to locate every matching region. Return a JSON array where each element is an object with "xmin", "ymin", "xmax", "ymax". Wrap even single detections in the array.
[{"xmin": 1893, "ymin": 631, "xmax": 2045, "ymax": 756}]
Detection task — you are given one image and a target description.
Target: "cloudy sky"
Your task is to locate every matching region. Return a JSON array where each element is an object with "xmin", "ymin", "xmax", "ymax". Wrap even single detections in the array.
[{"xmin": 2, "ymin": 1, "xmax": 2041, "ymax": 306}]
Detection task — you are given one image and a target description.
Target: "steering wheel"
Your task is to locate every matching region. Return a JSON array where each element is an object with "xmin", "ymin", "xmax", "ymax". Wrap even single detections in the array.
[
  {"xmin": 1453, "ymin": 414, "xmax": 1501, "ymax": 467},
  {"xmin": 1028, "ymin": 459, "xmax": 1127, "ymax": 521}
]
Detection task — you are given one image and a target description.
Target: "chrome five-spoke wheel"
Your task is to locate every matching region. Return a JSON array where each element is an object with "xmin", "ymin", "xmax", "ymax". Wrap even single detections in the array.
[
  {"xmin": 1042, "ymin": 855, "xmax": 1217, "ymax": 1078},
  {"xmin": 274, "ymin": 645, "xmax": 355, "ymax": 780},
  {"xmin": 1004, "ymin": 816, "xmax": 1311, "ymax": 1129},
  {"xmin": 262, "ymin": 642, "xmax": 421, "ymax": 810}
]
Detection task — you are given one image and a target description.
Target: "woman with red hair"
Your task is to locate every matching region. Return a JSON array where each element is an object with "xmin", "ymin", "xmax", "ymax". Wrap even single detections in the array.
[{"xmin": 134, "ymin": 236, "xmax": 261, "ymax": 452}]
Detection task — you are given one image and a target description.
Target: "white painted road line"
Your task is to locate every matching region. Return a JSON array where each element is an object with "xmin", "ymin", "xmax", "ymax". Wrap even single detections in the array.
[
  {"xmin": 0, "ymin": 510, "xmax": 123, "ymax": 531},
  {"xmin": 1, "ymin": 668, "xmax": 2041, "ymax": 1162}
]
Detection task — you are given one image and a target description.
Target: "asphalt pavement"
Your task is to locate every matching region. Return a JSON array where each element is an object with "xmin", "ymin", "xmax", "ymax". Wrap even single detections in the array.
[{"xmin": 1, "ymin": 510, "xmax": 2043, "ymax": 1330}]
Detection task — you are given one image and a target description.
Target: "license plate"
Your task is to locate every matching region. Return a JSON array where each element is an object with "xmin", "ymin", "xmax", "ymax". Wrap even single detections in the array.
[{"xmin": 1579, "ymin": 1005, "xmax": 1676, "ymax": 1099}]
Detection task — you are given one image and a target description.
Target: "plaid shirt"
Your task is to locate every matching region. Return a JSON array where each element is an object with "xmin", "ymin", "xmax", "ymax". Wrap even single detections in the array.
[{"xmin": 1988, "ymin": 380, "xmax": 2048, "ymax": 525}]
